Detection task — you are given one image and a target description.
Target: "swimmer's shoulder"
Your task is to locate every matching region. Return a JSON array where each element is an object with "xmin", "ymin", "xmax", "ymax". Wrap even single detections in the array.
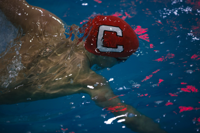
[{"xmin": 0, "ymin": 0, "xmax": 65, "ymax": 36}]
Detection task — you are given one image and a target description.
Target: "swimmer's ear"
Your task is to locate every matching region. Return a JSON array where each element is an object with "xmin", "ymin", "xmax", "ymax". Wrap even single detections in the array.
[{"xmin": 0, "ymin": 0, "xmax": 65, "ymax": 36}]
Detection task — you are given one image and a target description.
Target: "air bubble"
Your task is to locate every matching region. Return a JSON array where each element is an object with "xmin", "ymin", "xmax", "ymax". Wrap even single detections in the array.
[
  {"xmin": 186, "ymin": 70, "xmax": 193, "ymax": 74},
  {"xmin": 70, "ymin": 79, "xmax": 73, "ymax": 84},
  {"xmin": 128, "ymin": 113, "xmax": 135, "ymax": 118}
]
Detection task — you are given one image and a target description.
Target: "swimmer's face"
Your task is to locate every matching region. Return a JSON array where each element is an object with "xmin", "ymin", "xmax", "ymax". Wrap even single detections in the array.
[{"xmin": 85, "ymin": 50, "xmax": 128, "ymax": 69}]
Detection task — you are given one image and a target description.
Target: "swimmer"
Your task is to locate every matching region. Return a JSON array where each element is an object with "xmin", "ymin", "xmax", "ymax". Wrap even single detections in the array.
[{"xmin": 0, "ymin": 0, "xmax": 167, "ymax": 133}]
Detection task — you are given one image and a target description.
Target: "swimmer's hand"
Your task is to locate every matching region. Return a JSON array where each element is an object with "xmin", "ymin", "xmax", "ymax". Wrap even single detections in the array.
[{"xmin": 124, "ymin": 111, "xmax": 168, "ymax": 133}]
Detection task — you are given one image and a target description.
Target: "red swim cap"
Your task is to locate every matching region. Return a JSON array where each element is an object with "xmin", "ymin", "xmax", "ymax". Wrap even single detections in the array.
[{"xmin": 80, "ymin": 15, "xmax": 139, "ymax": 58}]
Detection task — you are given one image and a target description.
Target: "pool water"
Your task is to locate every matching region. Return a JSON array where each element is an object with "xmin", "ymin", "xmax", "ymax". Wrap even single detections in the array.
[{"xmin": 0, "ymin": 0, "xmax": 200, "ymax": 133}]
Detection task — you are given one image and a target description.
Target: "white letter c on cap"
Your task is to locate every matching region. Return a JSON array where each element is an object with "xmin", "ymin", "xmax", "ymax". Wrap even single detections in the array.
[{"xmin": 97, "ymin": 25, "xmax": 123, "ymax": 52}]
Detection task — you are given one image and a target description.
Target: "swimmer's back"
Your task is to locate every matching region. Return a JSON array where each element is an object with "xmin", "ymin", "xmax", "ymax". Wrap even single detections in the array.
[
  {"xmin": 0, "ymin": 0, "xmax": 102, "ymax": 103},
  {"xmin": 0, "ymin": 38, "xmax": 103, "ymax": 104}
]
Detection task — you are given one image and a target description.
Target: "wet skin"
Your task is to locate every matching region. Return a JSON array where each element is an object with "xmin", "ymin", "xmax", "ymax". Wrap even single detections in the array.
[{"xmin": 0, "ymin": 0, "xmax": 167, "ymax": 133}]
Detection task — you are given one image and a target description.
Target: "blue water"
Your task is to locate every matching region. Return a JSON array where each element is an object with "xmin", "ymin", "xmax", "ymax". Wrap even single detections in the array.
[{"xmin": 0, "ymin": 0, "xmax": 200, "ymax": 133}]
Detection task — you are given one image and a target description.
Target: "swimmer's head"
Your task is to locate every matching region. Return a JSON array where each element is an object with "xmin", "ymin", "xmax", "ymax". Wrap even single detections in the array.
[
  {"xmin": 79, "ymin": 15, "xmax": 139, "ymax": 69},
  {"xmin": 80, "ymin": 15, "xmax": 139, "ymax": 60}
]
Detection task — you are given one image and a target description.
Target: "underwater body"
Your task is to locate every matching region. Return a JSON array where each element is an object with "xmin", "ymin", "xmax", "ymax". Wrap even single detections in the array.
[{"xmin": 0, "ymin": 0, "xmax": 200, "ymax": 133}]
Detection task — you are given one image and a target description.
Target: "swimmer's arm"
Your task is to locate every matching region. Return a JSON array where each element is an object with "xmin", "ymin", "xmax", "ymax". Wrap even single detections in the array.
[
  {"xmin": 82, "ymin": 82, "xmax": 167, "ymax": 133},
  {"xmin": 0, "ymin": 78, "xmax": 82, "ymax": 104},
  {"xmin": 0, "ymin": 77, "xmax": 49, "ymax": 104},
  {"xmin": 0, "ymin": 86, "xmax": 45, "ymax": 104},
  {"xmin": 0, "ymin": 0, "xmax": 65, "ymax": 35}
]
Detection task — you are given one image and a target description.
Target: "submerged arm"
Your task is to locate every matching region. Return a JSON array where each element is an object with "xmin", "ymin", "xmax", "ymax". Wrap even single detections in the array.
[
  {"xmin": 0, "ymin": 82, "xmax": 45, "ymax": 104},
  {"xmin": 81, "ymin": 72, "xmax": 167, "ymax": 133}
]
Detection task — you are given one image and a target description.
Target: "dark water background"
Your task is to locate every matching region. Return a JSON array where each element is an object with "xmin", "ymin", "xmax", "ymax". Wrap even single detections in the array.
[{"xmin": 0, "ymin": 0, "xmax": 200, "ymax": 133}]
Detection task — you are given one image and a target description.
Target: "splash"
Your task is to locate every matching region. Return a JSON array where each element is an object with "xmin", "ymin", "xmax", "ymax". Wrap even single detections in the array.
[
  {"xmin": 150, "ymin": 44, "xmax": 154, "ymax": 48},
  {"xmin": 157, "ymin": 79, "xmax": 164, "ymax": 86},
  {"xmin": 112, "ymin": 12, "xmax": 123, "ymax": 17},
  {"xmin": 141, "ymin": 75, "xmax": 153, "ymax": 82},
  {"xmin": 152, "ymin": 69, "xmax": 160, "ymax": 74},
  {"xmin": 61, "ymin": 128, "xmax": 68, "ymax": 131},
  {"xmin": 158, "ymin": 6, "xmax": 192, "ymax": 19},
  {"xmin": 79, "ymin": 13, "xmax": 99, "ymax": 25},
  {"xmin": 94, "ymin": 0, "xmax": 102, "ymax": 4},
  {"xmin": 191, "ymin": 54, "xmax": 200, "ymax": 60},
  {"xmin": 181, "ymin": 82, "xmax": 187, "ymax": 85},
  {"xmin": 179, "ymin": 106, "xmax": 200, "ymax": 113},
  {"xmin": 138, "ymin": 93, "xmax": 148, "ymax": 97},
  {"xmin": 154, "ymin": 56, "xmax": 165, "ymax": 62},
  {"xmin": 139, "ymin": 34, "xmax": 150, "ymax": 42},
  {"xmin": 165, "ymin": 53, "xmax": 175, "ymax": 59},
  {"xmin": 181, "ymin": 85, "xmax": 198, "ymax": 93},
  {"xmin": 165, "ymin": 102, "xmax": 173, "ymax": 106},
  {"xmin": 134, "ymin": 25, "xmax": 148, "ymax": 35},
  {"xmin": 141, "ymin": 69, "xmax": 160, "ymax": 82},
  {"xmin": 154, "ymin": 53, "xmax": 175, "ymax": 62},
  {"xmin": 186, "ymin": 0, "xmax": 200, "ymax": 10},
  {"xmin": 191, "ymin": 19, "xmax": 200, "ymax": 38},
  {"xmin": 169, "ymin": 93, "xmax": 178, "ymax": 97},
  {"xmin": 198, "ymin": 117, "xmax": 200, "ymax": 123}
]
